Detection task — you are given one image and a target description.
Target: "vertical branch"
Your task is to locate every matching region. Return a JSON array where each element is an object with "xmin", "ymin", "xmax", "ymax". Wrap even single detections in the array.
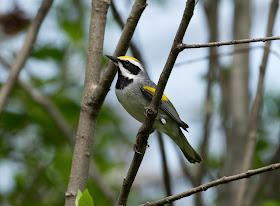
[
  {"xmin": 235, "ymin": 1, "xmax": 279, "ymax": 205},
  {"xmin": 65, "ymin": 0, "xmax": 110, "ymax": 205},
  {"xmin": 157, "ymin": 131, "xmax": 173, "ymax": 205},
  {"xmin": 194, "ymin": 1, "xmax": 219, "ymax": 206},
  {"xmin": 116, "ymin": 1, "xmax": 196, "ymax": 205},
  {"xmin": 66, "ymin": 0, "xmax": 148, "ymax": 205},
  {"xmin": 220, "ymin": 0, "xmax": 251, "ymax": 205},
  {"xmin": 0, "ymin": 0, "xmax": 54, "ymax": 114},
  {"xmin": 0, "ymin": 56, "xmax": 116, "ymax": 204}
]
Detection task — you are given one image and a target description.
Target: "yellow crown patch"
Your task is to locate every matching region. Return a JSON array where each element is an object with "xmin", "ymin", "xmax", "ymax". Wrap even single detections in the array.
[
  {"xmin": 143, "ymin": 86, "xmax": 169, "ymax": 101},
  {"xmin": 118, "ymin": 56, "xmax": 139, "ymax": 62}
]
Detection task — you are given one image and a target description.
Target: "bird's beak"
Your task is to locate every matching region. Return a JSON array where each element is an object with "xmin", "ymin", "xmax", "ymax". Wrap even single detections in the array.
[{"xmin": 106, "ymin": 55, "xmax": 119, "ymax": 64}]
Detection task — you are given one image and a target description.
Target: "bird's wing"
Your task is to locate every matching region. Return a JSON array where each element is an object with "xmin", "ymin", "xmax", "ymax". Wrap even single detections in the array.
[{"xmin": 139, "ymin": 83, "xmax": 189, "ymax": 131}]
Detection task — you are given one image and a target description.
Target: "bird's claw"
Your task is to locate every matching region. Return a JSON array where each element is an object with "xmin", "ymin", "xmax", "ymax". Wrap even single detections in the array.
[
  {"xmin": 133, "ymin": 143, "xmax": 143, "ymax": 154},
  {"xmin": 144, "ymin": 106, "xmax": 157, "ymax": 119}
]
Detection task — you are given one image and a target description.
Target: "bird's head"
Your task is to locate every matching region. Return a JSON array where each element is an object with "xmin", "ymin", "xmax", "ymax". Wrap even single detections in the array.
[{"xmin": 106, "ymin": 55, "xmax": 148, "ymax": 80}]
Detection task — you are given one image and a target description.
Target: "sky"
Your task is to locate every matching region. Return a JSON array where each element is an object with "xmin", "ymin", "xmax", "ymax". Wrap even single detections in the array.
[{"xmin": 0, "ymin": 0, "xmax": 280, "ymax": 205}]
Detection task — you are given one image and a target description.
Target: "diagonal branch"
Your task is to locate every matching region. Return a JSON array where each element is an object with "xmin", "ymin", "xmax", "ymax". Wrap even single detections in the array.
[
  {"xmin": 66, "ymin": 0, "xmax": 148, "ymax": 205},
  {"xmin": 86, "ymin": 0, "xmax": 147, "ymax": 109},
  {"xmin": 0, "ymin": 56, "xmax": 116, "ymax": 204},
  {"xmin": 139, "ymin": 163, "xmax": 280, "ymax": 206},
  {"xmin": 178, "ymin": 36, "xmax": 280, "ymax": 50},
  {"xmin": 116, "ymin": 1, "xmax": 196, "ymax": 205},
  {"xmin": 0, "ymin": 0, "xmax": 54, "ymax": 115},
  {"xmin": 157, "ymin": 131, "xmax": 173, "ymax": 204},
  {"xmin": 110, "ymin": 1, "xmax": 145, "ymax": 64},
  {"xmin": 235, "ymin": 1, "xmax": 279, "ymax": 205}
]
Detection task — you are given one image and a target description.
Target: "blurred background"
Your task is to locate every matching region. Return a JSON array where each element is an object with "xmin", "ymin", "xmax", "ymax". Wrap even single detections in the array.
[{"xmin": 0, "ymin": 0, "xmax": 280, "ymax": 205}]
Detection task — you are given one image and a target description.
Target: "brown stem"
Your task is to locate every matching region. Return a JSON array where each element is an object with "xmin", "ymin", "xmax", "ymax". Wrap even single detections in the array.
[
  {"xmin": 140, "ymin": 163, "xmax": 280, "ymax": 206},
  {"xmin": 116, "ymin": 1, "xmax": 196, "ymax": 205},
  {"xmin": 0, "ymin": 0, "xmax": 54, "ymax": 114},
  {"xmin": 157, "ymin": 131, "xmax": 173, "ymax": 205},
  {"xmin": 65, "ymin": 0, "xmax": 110, "ymax": 205},
  {"xmin": 178, "ymin": 36, "xmax": 280, "ymax": 50},
  {"xmin": 235, "ymin": 1, "xmax": 279, "ymax": 205}
]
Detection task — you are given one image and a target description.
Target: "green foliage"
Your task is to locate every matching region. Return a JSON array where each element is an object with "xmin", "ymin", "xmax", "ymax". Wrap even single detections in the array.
[
  {"xmin": 261, "ymin": 200, "xmax": 280, "ymax": 206},
  {"xmin": 76, "ymin": 189, "xmax": 94, "ymax": 206},
  {"xmin": 0, "ymin": 1, "xmax": 134, "ymax": 205},
  {"xmin": 31, "ymin": 45, "xmax": 65, "ymax": 61},
  {"xmin": 75, "ymin": 190, "xmax": 83, "ymax": 206}
]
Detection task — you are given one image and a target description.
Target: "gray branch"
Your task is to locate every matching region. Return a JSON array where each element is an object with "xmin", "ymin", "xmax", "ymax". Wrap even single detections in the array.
[
  {"xmin": 0, "ymin": 0, "xmax": 54, "ymax": 114},
  {"xmin": 140, "ymin": 163, "xmax": 280, "ymax": 206},
  {"xmin": 235, "ymin": 0, "xmax": 279, "ymax": 205},
  {"xmin": 178, "ymin": 36, "xmax": 280, "ymax": 50},
  {"xmin": 64, "ymin": 0, "xmax": 110, "ymax": 205},
  {"xmin": 116, "ymin": 1, "xmax": 196, "ymax": 205}
]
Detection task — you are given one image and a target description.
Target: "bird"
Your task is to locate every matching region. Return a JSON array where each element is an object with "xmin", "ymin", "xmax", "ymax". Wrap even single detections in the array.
[{"xmin": 106, "ymin": 55, "xmax": 202, "ymax": 163}]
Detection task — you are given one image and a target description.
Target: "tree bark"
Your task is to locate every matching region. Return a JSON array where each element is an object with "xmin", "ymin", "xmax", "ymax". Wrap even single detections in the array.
[
  {"xmin": 194, "ymin": 1, "xmax": 219, "ymax": 206},
  {"xmin": 65, "ymin": 0, "xmax": 110, "ymax": 205},
  {"xmin": 219, "ymin": 0, "xmax": 251, "ymax": 205}
]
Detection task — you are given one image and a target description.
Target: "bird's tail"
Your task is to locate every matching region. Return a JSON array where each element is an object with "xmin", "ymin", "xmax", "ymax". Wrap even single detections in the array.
[{"xmin": 175, "ymin": 130, "xmax": 202, "ymax": 163}]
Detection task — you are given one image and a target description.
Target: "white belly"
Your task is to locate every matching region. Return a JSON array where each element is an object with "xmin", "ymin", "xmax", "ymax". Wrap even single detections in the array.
[{"xmin": 115, "ymin": 86, "xmax": 148, "ymax": 123}]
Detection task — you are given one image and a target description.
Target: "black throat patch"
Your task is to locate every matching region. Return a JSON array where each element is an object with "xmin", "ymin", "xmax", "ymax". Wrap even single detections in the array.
[{"xmin": 116, "ymin": 68, "xmax": 133, "ymax": 90}]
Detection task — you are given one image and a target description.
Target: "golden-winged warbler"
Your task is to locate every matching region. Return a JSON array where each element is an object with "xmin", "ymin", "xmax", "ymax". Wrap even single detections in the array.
[{"xmin": 106, "ymin": 55, "xmax": 202, "ymax": 163}]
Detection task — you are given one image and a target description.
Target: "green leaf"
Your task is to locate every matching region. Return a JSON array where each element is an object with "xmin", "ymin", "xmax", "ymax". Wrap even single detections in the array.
[
  {"xmin": 75, "ymin": 190, "xmax": 83, "ymax": 206},
  {"xmin": 261, "ymin": 200, "xmax": 280, "ymax": 206},
  {"xmin": 78, "ymin": 189, "xmax": 94, "ymax": 206},
  {"xmin": 31, "ymin": 45, "xmax": 65, "ymax": 61},
  {"xmin": 60, "ymin": 20, "xmax": 83, "ymax": 42}
]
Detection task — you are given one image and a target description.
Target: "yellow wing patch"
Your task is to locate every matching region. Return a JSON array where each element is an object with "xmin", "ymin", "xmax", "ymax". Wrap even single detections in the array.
[
  {"xmin": 143, "ymin": 86, "xmax": 169, "ymax": 101},
  {"xmin": 118, "ymin": 56, "xmax": 139, "ymax": 62}
]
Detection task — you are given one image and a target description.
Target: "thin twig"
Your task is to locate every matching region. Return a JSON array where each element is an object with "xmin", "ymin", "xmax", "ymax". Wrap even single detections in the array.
[
  {"xmin": 139, "ymin": 163, "xmax": 280, "ymax": 206},
  {"xmin": 178, "ymin": 36, "xmax": 280, "ymax": 50},
  {"xmin": 110, "ymin": 1, "xmax": 145, "ymax": 64},
  {"xmin": 193, "ymin": 1, "xmax": 219, "ymax": 205},
  {"xmin": 116, "ymin": 1, "xmax": 196, "ymax": 205},
  {"xmin": 157, "ymin": 131, "xmax": 173, "ymax": 205},
  {"xmin": 0, "ymin": 56, "xmax": 116, "ymax": 204},
  {"xmin": 175, "ymin": 45, "xmax": 280, "ymax": 66},
  {"xmin": 0, "ymin": 0, "xmax": 54, "ymax": 114},
  {"xmin": 235, "ymin": 1, "xmax": 279, "ymax": 205},
  {"xmin": 86, "ymin": 0, "xmax": 148, "ymax": 108}
]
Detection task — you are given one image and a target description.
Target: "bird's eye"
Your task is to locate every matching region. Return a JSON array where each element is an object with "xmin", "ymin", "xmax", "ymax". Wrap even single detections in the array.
[{"xmin": 124, "ymin": 60, "xmax": 130, "ymax": 67}]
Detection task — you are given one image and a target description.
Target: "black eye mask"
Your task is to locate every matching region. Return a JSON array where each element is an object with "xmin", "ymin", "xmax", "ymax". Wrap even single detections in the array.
[{"xmin": 120, "ymin": 60, "xmax": 141, "ymax": 75}]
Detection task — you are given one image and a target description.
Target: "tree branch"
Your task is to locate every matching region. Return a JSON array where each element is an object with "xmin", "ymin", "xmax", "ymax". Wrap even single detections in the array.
[
  {"xmin": 65, "ymin": 0, "xmax": 148, "ymax": 205},
  {"xmin": 0, "ymin": 0, "xmax": 54, "ymax": 115},
  {"xmin": 236, "ymin": 1, "xmax": 279, "ymax": 205},
  {"xmin": 175, "ymin": 45, "xmax": 280, "ymax": 66},
  {"xmin": 178, "ymin": 36, "xmax": 280, "ymax": 50},
  {"xmin": 110, "ymin": 1, "xmax": 145, "ymax": 64},
  {"xmin": 157, "ymin": 131, "xmax": 173, "ymax": 205},
  {"xmin": 0, "ymin": 56, "xmax": 116, "ymax": 205},
  {"xmin": 86, "ymin": 0, "xmax": 147, "ymax": 109},
  {"xmin": 116, "ymin": 1, "xmax": 196, "ymax": 205},
  {"xmin": 139, "ymin": 163, "xmax": 280, "ymax": 206},
  {"xmin": 65, "ymin": 0, "xmax": 110, "ymax": 205},
  {"xmin": 194, "ymin": 1, "xmax": 219, "ymax": 205}
]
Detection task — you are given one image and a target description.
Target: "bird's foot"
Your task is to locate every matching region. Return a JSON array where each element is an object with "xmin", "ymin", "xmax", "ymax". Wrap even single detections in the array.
[
  {"xmin": 133, "ymin": 143, "xmax": 143, "ymax": 154},
  {"xmin": 144, "ymin": 106, "xmax": 157, "ymax": 119}
]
